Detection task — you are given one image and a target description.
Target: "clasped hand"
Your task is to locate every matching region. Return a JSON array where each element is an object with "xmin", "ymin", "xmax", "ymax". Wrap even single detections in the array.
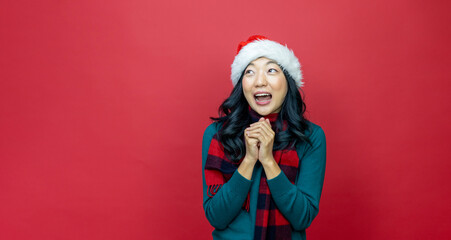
[{"xmin": 244, "ymin": 117, "xmax": 275, "ymax": 164}]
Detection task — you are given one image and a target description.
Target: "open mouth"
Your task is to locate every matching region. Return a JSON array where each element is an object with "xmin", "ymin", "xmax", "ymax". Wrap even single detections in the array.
[{"xmin": 254, "ymin": 92, "xmax": 272, "ymax": 105}]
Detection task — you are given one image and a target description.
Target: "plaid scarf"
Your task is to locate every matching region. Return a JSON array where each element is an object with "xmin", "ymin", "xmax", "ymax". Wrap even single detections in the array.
[{"xmin": 205, "ymin": 107, "xmax": 300, "ymax": 240}]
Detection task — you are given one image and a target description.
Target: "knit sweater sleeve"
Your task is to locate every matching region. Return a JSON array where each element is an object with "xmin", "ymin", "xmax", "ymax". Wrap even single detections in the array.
[
  {"xmin": 202, "ymin": 123, "xmax": 253, "ymax": 230},
  {"xmin": 266, "ymin": 124, "xmax": 327, "ymax": 231}
]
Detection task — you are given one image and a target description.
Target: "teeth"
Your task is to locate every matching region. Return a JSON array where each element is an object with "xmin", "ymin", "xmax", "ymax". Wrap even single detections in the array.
[{"xmin": 255, "ymin": 93, "xmax": 271, "ymax": 97}]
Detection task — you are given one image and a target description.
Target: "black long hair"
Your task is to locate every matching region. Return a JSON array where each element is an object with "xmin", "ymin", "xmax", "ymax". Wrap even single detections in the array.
[{"xmin": 211, "ymin": 70, "xmax": 312, "ymax": 162}]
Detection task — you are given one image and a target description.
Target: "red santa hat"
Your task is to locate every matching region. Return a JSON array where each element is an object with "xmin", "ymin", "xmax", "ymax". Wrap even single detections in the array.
[{"xmin": 231, "ymin": 35, "xmax": 304, "ymax": 88}]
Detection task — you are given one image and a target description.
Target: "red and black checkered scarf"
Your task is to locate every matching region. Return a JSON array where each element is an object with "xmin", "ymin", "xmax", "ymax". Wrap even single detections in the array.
[{"xmin": 205, "ymin": 107, "xmax": 299, "ymax": 240}]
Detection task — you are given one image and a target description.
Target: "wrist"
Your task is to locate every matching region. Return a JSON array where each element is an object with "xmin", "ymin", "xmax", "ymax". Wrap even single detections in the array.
[
  {"xmin": 260, "ymin": 156, "xmax": 276, "ymax": 167},
  {"xmin": 243, "ymin": 155, "xmax": 258, "ymax": 164},
  {"xmin": 260, "ymin": 157, "xmax": 281, "ymax": 180},
  {"xmin": 238, "ymin": 157, "xmax": 257, "ymax": 180}
]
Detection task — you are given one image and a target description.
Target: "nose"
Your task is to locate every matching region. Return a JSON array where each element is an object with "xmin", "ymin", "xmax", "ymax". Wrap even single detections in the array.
[{"xmin": 255, "ymin": 70, "xmax": 267, "ymax": 87}]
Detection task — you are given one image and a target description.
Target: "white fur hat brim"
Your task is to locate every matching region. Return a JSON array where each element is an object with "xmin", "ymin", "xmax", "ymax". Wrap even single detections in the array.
[{"xmin": 231, "ymin": 39, "xmax": 303, "ymax": 88}]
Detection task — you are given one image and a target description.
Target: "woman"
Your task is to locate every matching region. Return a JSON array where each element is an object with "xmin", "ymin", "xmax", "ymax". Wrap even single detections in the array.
[{"xmin": 202, "ymin": 35, "xmax": 326, "ymax": 240}]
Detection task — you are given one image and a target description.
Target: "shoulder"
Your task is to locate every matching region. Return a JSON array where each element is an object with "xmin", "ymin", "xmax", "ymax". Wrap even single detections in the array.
[
  {"xmin": 204, "ymin": 121, "xmax": 222, "ymax": 134},
  {"xmin": 305, "ymin": 120, "xmax": 326, "ymax": 141},
  {"xmin": 202, "ymin": 122, "xmax": 222, "ymax": 148},
  {"xmin": 296, "ymin": 120, "xmax": 326, "ymax": 153},
  {"xmin": 203, "ymin": 122, "xmax": 221, "ymax": 139}
]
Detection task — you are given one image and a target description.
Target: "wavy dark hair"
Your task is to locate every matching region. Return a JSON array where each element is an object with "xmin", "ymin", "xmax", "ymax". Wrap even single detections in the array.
[{"xmin": 211, "ymin": 70, "xmax": 312, "ymax": 162}]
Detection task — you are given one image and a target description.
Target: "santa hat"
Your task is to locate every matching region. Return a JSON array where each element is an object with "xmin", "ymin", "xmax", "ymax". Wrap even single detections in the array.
[{"xmin": 231, "ymin": 35, "xmax": 304, "ymax": 88}]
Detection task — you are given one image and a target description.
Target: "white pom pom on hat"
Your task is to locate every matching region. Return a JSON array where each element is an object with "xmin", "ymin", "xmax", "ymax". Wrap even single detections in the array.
[{"xmin": 231, "ymin": 35, "xmax": 304, "ymax": 88}]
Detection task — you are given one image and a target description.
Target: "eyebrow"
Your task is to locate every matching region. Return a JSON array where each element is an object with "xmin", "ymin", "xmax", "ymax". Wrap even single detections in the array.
[{"xmin": 247, "ymin": 60, "xmax": 279, "ymax": 67}]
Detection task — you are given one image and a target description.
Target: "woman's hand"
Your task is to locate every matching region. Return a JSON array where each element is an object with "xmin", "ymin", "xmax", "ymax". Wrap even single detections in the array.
[
  {"xmin": 243, "ymin": 125, "xmax": 260, "ymax": 164},
  {"xmin": 238, "ymin": 125, "xmax": 261, "ymax": 180},
  {"xmin": 245, "ymin": 117, "xmax": 275, "ymax": 164}
]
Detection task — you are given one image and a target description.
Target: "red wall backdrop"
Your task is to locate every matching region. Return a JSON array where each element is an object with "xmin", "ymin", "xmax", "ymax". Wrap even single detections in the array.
[{"xmin": 1, "ymin": 0, "xmax": 450, "ymax": 239}]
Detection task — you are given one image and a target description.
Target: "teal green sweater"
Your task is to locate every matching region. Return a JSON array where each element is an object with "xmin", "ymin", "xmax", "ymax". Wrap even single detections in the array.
[{"xmin": 202, "ymin": 121, "xmax": 327, "ymax": 240}]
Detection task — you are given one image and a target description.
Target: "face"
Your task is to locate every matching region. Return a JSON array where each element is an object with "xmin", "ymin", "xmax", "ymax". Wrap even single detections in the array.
[{"xmin": 242, "ymin": 57, "xmax": 288, "ymax": 116}]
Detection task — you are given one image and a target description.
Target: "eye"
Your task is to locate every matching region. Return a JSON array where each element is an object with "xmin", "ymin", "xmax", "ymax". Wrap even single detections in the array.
[
  {"xmin": 268, "ymin": 68, "xmax": 278, "ymax": 73},
  {"xmin": 245, "ymin": 69, "xmax": 254, "ymax": 74}
]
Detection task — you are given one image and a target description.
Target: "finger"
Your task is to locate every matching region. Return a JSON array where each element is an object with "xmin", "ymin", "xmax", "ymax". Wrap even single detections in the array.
[
  {"xmin": 245, "ymin": 128, "xmax": 262, "ymax": 140},
  {"xmin": 244, "ymin": 128, "xmax": 252, "ymax": 140},
  {"xmin": 246, "ymin": 126, "xmax": 265, "ymax": 135},
  {"xmin": 244, "ymin": 130, "xmax": 259, "ymax": 146},
  {"xmin": 246, "ymin": 130, "xmax": 268, "ymax": 144},
  {"xmin": 248, "ymin": 121, "xmax": 269, "ymax": 130},
  {"xmin": 245, "ymin": 129, "xmax": 263, "ymax": 141},
  {"xmin": 247, "ymin": 125, "xmax": 262, "ymax": 132},
  {"xmin": 247, "ymin": 125, "xmax": 272, "ymax": 140},
  {"xmin": 250, "ymin": 117, "xmax": 267, "ymax": 126},
  {"xmin": 259, "ymin": 121, "xmax": 275, "ymax": 138},
  {"xmin": 250, "ymin": 118, "xmax": 272, "ymax": 128},
  {"xmin": 245, "ymin": 127, "xmax": 259, "ymax": 136},
  {"xmin": 249, "ymin": 121, "xmax": 262, "ymax": 127},
  {"xmin": 253, "ymin": 125, "xmax": 275, "ymax": 146},
  {"xmin": 249, "ymin": 121, "xmax": 273, "ymax": 140},
  {"xmin": 245, "ymin": 130, "xmax": 262, "ymax": 140},
  {"xmin": 261, "ymin": 118, "xmax": 272, "ymax": 129}
]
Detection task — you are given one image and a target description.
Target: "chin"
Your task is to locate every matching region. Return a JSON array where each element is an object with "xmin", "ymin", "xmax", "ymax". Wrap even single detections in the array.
[{"xmin": 252, "ymin": 106, "xmax": 274, "ymax": 116}]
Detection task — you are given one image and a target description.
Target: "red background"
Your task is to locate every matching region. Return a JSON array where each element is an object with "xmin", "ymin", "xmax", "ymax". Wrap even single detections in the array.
[{"xmin": 1, "ymin": 0, "xmax": 450, "ymax": 239}]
